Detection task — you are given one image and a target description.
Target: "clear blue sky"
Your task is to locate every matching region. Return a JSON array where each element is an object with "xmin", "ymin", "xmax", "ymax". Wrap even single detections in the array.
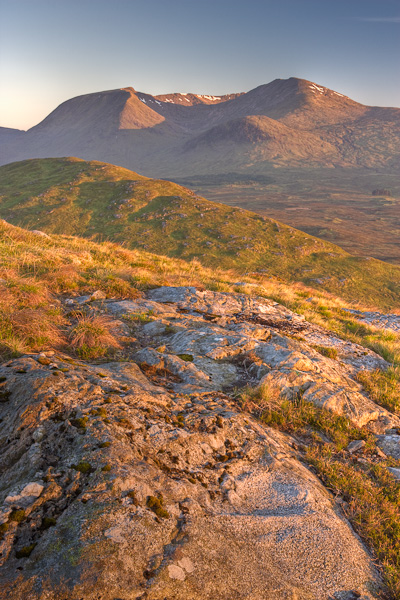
[{"xmin": 1, "ymin": 0, "xmax": 399, "ymax": 130}]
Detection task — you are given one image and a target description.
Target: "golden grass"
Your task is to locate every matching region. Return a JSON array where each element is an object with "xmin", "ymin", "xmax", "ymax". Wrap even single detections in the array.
[
  {"xmin": 1, "ymin": 218, "xmax": 400, "ymax": 369},
  {"xmin": 68, "ymin": 313, "xmax": 121, "ymax": 359}
]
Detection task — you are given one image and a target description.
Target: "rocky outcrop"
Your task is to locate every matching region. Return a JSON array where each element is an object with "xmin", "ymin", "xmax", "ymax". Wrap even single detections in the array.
[
  {"xmin": 0, "ymin": 286, "xmax": 397, "ymax": 599},
  {"xmin": 109, "ymin": 287, "xmax": 396, "ymax": 432},
  {"xmin": 344, "ymin": 309, "xmax": 400, "ymax": 333}
]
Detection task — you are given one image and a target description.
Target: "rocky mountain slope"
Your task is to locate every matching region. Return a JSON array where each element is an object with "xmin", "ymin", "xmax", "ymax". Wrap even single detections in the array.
[
  {"xmin": 1, "ymin": 219, "xmax": 400, "ymax": 597},
  {"xmin": 2, "ymin": 284, "xmax": 400, "ymax": 599},
  {"xmin": 1, "ymin": 157, "xmax": 400, "ymax": 310}
]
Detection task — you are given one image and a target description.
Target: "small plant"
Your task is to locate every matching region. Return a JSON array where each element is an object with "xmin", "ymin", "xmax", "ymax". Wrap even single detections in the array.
[
  {"xmin": 177, "ymin": 353, "xmax": 194, "ymax": 362},
  {"xmin": 99, "ymin": 441, "xmax": 111, "ymax": 448},
  {"xmin": 164, "ymin": 325, "xmax": 177, "ymax": 335},
  {"xmin": 9, "ymin": 509, "xmax": 26, "ymax": 523},
  {"xmin": 312, "ymin": 345, "xmax": 338, "ymax": 359},
  {"xmin": 71, "ymin": 460, "xmax": 93, "ymax": 474},
  {"xmin": 101, "ymin": 463, "xmax": 111, "ymax": 472},
  {"xmin": 0, "ymin": 522, "xmax": 9, "ymax": 540},
  {"xmin": 146, "ymin": 495, "xmax": 169, "ymax": 519},
  {"xmin": 90, "ymin": 407, "xmax": 107, "ymax": 417},
  {"xmin": 70, "ymin": 416, "xmax": 88, "ymax": 430},
  {"xmin": 41, "ymin": 516, "xmax": 57, "ymax": 529},
  {"xmin": 124, "ymin": 311, "xmax": 154, "ymax": 324}
]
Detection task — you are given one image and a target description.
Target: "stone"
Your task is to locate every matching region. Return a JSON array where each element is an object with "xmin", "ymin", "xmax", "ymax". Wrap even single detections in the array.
[
  {"xmin": 0, "ymin": 284, "xmax": 396, "ymax": 599},
  {"xmin": 90, "ymin": 290, "xmax": 107, "ymax": 301},
  {"xmin": 31, "ymin": 230, "xmax": 50, "ymax": 238},
  {"xmin": 167, "ymin": 564, "xmax": 186, "ymax": 581},
  {"xmin": 177, "ymin": 556, "xmax": 195, "ymax": 573},
  {"xmin": 388, "ymin": 467, "xmax": 400, "ymax": 481},
  {"xmin": 5, "ymin": 482, "xmax": 44, "ymax": 505},
  {"xmin": 346, "ymin": 440, "xmax": 366, "ymax": 454}
]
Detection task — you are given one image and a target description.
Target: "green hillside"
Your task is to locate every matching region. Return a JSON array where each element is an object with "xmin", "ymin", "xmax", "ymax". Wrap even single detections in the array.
[{"xmin": 1, "ymin": 156, "xmax": 400, "ymax": 309}]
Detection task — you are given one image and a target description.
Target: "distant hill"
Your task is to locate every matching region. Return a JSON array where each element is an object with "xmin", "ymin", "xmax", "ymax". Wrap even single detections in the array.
[
  {"xmin": 1, "ymin": 156, "xmax": 400, "ymax": 309},
  {"xmin": 1, "ymin": 78, "xmax": 399, "ymax": 176}
]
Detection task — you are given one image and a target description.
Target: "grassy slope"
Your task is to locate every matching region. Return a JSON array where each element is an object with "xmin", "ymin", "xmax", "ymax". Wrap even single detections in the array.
[{"xmin": 1, "ymin": 157, "xmax": 400, "ymax": 309}]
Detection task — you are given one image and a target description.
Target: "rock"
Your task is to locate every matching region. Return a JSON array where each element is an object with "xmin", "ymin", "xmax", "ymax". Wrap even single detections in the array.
[
  {"xmin": 376, "ymin": 434, "xmax": 400, "ymax": 460},
  {"xmin": 5, "ymin": 482, "xmax": 44, "ymax": 505},
  {"xmin": 0, "ymin": 355, "xmax": 384, "ymax": 599},
  {"xmin": 90, "ymin": 290, "xmax": 107, "ymax": 301},
  {"xmin": 0, "ymin": 284, "xmax": 396, "ymax": 599},
  {"xmin": 346, "ymin": 440, "xmax": 366, "ymax": 454},
  {"xmin": 388, "ymin": 467, "xmax": 400, "ymax": 481},
  {"xmin": 37, "ymin": 354, "xmax": 52, "ymax": 365},
  {"xmin": 177, "ymin": 555, "xmax": 195, "ymax": 573},
  {"xmin": 30, "ymin": 230, "xmax": 50, "ymax": 238},
  {"xmin": 168, "ymin": 564, "xmax": 186, "ymax": 581}
]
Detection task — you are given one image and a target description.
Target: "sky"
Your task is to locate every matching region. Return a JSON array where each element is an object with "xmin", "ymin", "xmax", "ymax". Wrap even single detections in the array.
[{"xmin": 0, "ymin": 0, "xmax": 399, "ymax": 130}]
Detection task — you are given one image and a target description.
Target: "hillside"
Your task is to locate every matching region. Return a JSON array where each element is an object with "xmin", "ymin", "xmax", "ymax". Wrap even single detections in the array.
[
  {"xmin": 1, "ymin": 219, "xmax": 400, "ymax": 598},
  {"xmin": 1, "ymin": 157, "xmax": 400, "ymax": 309}
]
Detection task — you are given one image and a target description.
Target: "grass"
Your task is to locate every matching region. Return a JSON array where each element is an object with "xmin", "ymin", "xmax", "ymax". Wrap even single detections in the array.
[
  {"xmin": 357, "ymin": 367, "xmax": 400, "ymax": 414},
  {"xmin": 1, "ymin": 218, "xmax": 400, "ymax": 373},
  {"xmin": 238, "ymin": 382, "xmax": 400, "ymax": 598},
  {"xmin": 68, "ymin": 313, "xmax": 121, "ymax": 359},
  {"xmin": 1, "ymin": 157, "xmax": 400, "ymax": 310},
  {"xmin": 311, "ymin": 345, "xmax": 338, "ymax": 359}
]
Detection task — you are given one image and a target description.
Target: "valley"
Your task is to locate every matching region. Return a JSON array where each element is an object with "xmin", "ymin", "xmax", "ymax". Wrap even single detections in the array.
[{"xmin": 177, "ymin": 167, "xmax": 400, "ymax": 263}]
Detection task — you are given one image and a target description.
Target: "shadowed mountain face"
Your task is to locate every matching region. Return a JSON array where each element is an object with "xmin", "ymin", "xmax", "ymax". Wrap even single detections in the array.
[{"xmin": 1, "ymin": 78, "xmax": 399, "ymax": 177}]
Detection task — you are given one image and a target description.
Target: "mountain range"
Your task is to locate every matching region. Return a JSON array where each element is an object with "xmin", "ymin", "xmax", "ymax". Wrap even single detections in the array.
[{"xmin": 1, "ymin": 77, "xmax": 400, "ymax": 176}]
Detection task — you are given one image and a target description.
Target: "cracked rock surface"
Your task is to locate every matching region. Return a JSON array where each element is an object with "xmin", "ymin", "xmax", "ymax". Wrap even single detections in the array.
[{"xmin": 0, "ymin": 286, "xmax": 396, "ymax": 599}]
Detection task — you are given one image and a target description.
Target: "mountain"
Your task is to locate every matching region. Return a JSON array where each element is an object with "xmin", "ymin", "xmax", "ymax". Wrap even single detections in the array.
[
  {"xmin": 1, "ymin": 156, "xmax": 400, "ymax": 309},
  {"xmin": 1, "ymin": 78, "xmax": 399, "ymax": 175},
  {"xmin": 1, "ymin": 78, "xmax": 399, "ymax": 266}
]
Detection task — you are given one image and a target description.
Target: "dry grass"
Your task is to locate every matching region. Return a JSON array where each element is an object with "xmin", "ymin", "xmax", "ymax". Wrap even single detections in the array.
[
  {"xmin": 0, "ymin": 274, "xmax": 65, "ymax": 358},
  {"xmin": 357, "ymin": 367, "xmax": 400, "ymax": 413},
  {"xmin": 1, "ymin": 218, "xmax": 400, "ymax": 369},
  {"xmin": 68, "ymin": 314, "xmax": 121, "ymax": 359}
]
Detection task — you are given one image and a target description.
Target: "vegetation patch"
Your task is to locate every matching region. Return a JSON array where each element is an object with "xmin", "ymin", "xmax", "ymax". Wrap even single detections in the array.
[
  {"xmin": 68, "ymin": 313, "xmax": 121, "ymax": 359},
  {"xmin": 71, "ymin": 461, "xmax": 93, "ymax": 474},
  {"xmin": 311, "ymin": 345, "xmax": 338, "ymax": 359},
  {"xmin": 177, "ymin": 353, "xmax": 194, "ymax": 362},
  {"xmin": 146, "ymin": 495, "xmax": 169, "ymax": 519},
  {"xmin": 9, "ymin": 509, "xmax": 26, "ymax": 523},
  {"xmin": 41, "ymin": 517, "xmax": 57, "ymax": 529},
  {"xmin": 1, "ymin": 157, "xmax": 400, "ymax": 310},
  {"xmin": 357, "ymin": 367, "xmax": 400, "ymax": 414}
]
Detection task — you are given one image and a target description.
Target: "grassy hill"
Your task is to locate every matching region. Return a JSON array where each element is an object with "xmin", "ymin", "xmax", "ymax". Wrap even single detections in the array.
[{"xmin": 1, "ymin": 157, "xmax": 400, "ymax": 309}]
